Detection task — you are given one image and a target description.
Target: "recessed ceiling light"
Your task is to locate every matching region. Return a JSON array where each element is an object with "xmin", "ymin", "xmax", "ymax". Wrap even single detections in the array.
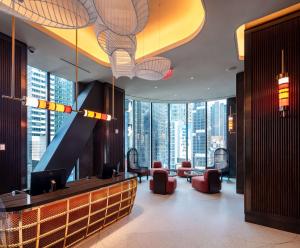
[
  {"xmin": 190, "ymin": 76, "xmax": 195, "ymax": 80},
  {"xmin": 154, "ymin": 86, "xmax": 158, "ymax": 89},
  {"xmin": 207, "ymin": 88, "xmax": 210, "ymax": 90},
  {"xmin": 174, "ymin": 94, "xmax": 177, "ymax": 97}
]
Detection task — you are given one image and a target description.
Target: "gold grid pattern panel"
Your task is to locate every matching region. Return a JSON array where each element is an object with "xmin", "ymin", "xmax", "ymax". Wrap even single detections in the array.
[{"xmin": 0, "ymin": 179, "xmax": 137, "ymax": 248}]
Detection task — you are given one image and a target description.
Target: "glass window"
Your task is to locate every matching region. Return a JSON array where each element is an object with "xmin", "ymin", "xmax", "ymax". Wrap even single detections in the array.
[
  {"xmin": 207, "ymin": 100, "xmax": 227, "ymax": 167},
  {"xmin": 49, "ymin": 75, "xmax": 74, "ymax": 141},
  {"xmin": 152, "ymin": 103, "xmax": 169, "ymax": 168},
  {"xmin": 125, "ymin": 99, "xmax": 134, "ymax": 155},
  {"xmin": 27, "ymin": 66, "xmax": 75, "ymax": 186},
  {"xmin": 134, "ymin": 101, "xmax": 151, "ymax": 168},
  {"xmin": 188, "ymin": 102, "xmax": 206, "ymax": 169},
  {"xmin": 170, "ymin": 104, "xmax": 187, "ymax": 169},
  {"xmin": 27, "ymin": 66, "xmax": 48, "ymax": 184}
]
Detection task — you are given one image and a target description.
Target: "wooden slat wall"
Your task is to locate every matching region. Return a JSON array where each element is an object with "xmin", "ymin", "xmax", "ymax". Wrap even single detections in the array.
[
  {"xmin": 227, "ymin": 97, "xmax": 236, "ymax": 179},
  {"xmin": 93, "ymin": 83, "xmax": 125, "ymax": 175},
  {"xmin": 244, "ymin": 12, "xmax": 300, "ymax": 233},
  {"xmin": 0, "ymin": 33, "xmax": 27, "ymax": 193},
  {"xmin": 236, "ymin": 72, "xmax": 244, "ymax": 194}
]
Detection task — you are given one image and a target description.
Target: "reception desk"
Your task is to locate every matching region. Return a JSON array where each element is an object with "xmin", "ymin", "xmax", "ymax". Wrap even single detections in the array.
[{"xmin": 0, "ymin": 173, "xmax": 137, "ymax": 248}]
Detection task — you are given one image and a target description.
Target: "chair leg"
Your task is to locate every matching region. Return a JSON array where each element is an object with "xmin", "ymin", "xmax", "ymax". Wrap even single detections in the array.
[
  {"xmin": 139, "ymin": 176, "xmax": 142, "ymax": 183},
  {"xmin": 147, "ymin": 174, "xmax": 149, "ymax": 180}
]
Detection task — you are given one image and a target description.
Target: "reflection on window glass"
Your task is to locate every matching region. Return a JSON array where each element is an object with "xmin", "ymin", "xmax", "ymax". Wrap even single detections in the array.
[
  {"xmin": 207, "ymin": 100, "xmax": 227, "ymax": 167},
  {"xmin": 152, "ymin": 103, "xmax": 169, "ymax": 168},
  {"xmin": 125, "ymin": 99, "xmax": 134, "ymax": 154},
  {"xmin": 27, "ymin": 66, "xmax": 74, "ymax": 187},
  {"xmin": 170, "ymin": 104, "xmax": 186, "ymax": 169},
  {"xmin": 188, "ymin": 102, "xmax": 206, "ymax": 169},
  {"xmin": 134, "ymin": 101, "xmax": 151, "ymax": 168},
  {"xmin": 27, "ymin": 66, "xmax": 48, "ymax": 184},
  {"xmin": 67, "ymin": 167, "xmax": 76, "ymax": 182}
]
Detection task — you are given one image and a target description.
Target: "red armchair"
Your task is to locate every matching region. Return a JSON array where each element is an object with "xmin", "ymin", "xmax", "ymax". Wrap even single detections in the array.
[
  {"xmin": 150, "ymin": 161, "xmax": 167, "ymax": 176},
  {"xmin": 177, "ymin": 161, "xmax": 192, "ymax": 177},
  {"xmin": 150, "ymin": 169, "xmax": 177, "ymax": 194},
  {"xmin": 192, "ymin": 169, "xmax": 221, "ymax": 193}
]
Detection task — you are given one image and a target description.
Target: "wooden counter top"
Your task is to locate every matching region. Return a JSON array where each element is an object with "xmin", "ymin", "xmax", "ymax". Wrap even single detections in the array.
[{"xmin": 0, "ymin": 172, "xmax": 137, "ymax": 212}]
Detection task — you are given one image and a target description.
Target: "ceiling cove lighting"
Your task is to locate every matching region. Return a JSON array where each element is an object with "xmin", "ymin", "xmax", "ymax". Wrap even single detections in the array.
[
  {"xmin": 235, "ymin": 3, "xmax": 300, "ymax": 61},
  {"xmin": 0, "ymin": 0, "xmax": 97, "ymax": 29},
  {"xmin": 277, "ymin": 49, "xmax": 289, "ymax": 118}
]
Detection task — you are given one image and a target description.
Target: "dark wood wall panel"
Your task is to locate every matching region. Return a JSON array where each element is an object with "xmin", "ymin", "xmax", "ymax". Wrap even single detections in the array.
[
  {"xmin": 227, "ymin": 97, "xmax": 236, "ymax": 178},
  {"xmin": 0, "ymin": 33, "xmax": 27, "ymax": 194},
  {"xmin": 244, "ymin": 12, "xmax": 300, "ymax": 233},
  {"xmin": 93, "ymin": 83, "xmax": 125, "ymax": 175},
  {"xmin": 236, "ymin": 72, "xmax": 244, "ymax": 194}
]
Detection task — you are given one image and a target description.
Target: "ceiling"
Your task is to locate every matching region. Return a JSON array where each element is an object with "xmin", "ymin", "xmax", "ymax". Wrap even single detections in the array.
[{"xmin": 0, "ymin": 0, "xmax": 299, "ymax": 102}]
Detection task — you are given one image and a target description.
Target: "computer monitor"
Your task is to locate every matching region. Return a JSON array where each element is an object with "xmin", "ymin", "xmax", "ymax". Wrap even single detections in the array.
[
  {"xmin": 99, "ymin": 164, "xmax": 113, "ymax": 179},
  {"xmin": 99, "ymin": 162, "xmax": 121, "ymax": 179},
  {"xmin": 30, "ymin": 169, "xmax": 67, "ymax": 196}
]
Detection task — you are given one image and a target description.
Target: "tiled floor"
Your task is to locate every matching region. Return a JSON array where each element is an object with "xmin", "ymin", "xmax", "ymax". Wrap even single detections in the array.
[{"xmin": 76, "ymin": 178, "xmax": 300, "ymax": 248}]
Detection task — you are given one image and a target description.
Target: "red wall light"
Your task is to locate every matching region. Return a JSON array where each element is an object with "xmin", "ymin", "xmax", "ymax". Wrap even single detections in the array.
[
  {"xmin": 277, "ymin": 50, "xmax": 289, "ymax": 118},
  {"xmin": 163, "ymin": 68, "xmax": 174, "ymax": 80}
]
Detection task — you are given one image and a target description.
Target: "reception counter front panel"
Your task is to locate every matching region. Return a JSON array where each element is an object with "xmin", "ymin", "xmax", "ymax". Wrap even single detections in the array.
[{"xmin": 0, "ymin": 174, "xmax": 137, "ymax": 248}]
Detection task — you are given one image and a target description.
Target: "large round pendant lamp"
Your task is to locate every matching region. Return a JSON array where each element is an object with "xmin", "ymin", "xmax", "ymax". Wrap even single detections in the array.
[
  {"xmin": 0, "ymin": 0, "xmax": 97, "ymax": 28},
  {"xmin": 135, "ymin": 57, "xmax": 171, "ymax": 81},
  {"xmin": 95, "ymin": 19, "xmax": 136, "ymax": 57},
  {"xmin": 92, "ymin": 0, "xmax": 149, "ymax": 35}
]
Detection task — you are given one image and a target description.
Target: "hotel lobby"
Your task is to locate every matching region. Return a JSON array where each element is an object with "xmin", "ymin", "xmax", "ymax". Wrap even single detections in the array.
[{"xmin": 0, "ymin": 1, "xmax": 300, "ymax": 248}]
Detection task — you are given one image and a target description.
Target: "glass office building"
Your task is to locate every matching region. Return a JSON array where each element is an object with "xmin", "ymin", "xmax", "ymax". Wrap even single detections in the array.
[{"xmin": 27, "ymin": 66, "xmax": 74, "ymax": 185}]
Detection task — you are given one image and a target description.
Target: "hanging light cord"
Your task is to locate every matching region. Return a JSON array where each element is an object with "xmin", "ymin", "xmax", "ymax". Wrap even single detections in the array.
[
  {"xmin": 75, "ymin": 28, "xmax": 79, "ymax": 111},
  {"xmin": 11, "ymin": 16, "xmax": 15, "ymax": 98},
  {"xmin": 281, "ymin": 49, "xmax": 285, "ymax": 74},
  {"xmin": 112, "ymin": 76, "xmax": 115, "ymax": 119}
]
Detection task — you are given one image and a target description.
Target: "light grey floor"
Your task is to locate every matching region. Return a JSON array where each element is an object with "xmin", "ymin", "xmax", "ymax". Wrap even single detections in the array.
[{"xmin": 76, "ymin": 178, "xmax": 300, "ymax": 248}]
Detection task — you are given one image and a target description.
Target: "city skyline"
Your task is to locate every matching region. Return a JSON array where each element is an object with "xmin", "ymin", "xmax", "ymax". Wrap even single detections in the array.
[
  {"xmin": 125, "ymin": 99, "xmax": 227, "ymax": 169},
  {"xmin": 27, "ymin": 66, "xmax": 74, "ymax": 185}
]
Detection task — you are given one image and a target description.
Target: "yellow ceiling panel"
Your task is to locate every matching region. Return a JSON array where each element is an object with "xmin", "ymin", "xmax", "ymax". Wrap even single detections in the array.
[
  {"xmin": 31, "ymin": 0, "xmax": 206, "ymax": 67},
  {"xmin": 236, "ymin": 3, "xmax": 300, "ymax": 61}
]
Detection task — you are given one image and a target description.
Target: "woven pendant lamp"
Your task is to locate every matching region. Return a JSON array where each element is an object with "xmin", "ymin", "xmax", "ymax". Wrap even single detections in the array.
[
  {"xmin": 94, "ymin": 18, "xmax": 136, "ymax": 57},
  {"xmin": 0, "ymin": 0, "xmax": 97, "ymax": 28},
  {"xmin": 109, "ymin": 50, "xmax": 135, "ymax": 79},
  {"xmin": 135, "ymin": 57, "xmax": 171, "ymax": 81},
  {"xmin": 93, "ymin": 0, "xmax": 149, "ymax": 35}
]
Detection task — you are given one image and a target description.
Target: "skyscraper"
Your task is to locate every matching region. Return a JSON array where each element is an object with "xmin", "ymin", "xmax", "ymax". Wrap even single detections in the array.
[
  {"xmin": 134, "ymin": 101, "xmax": 151, "ymax": 167},
  {"xmin": 190, "ymin": 102, "xmax": 206, "ymax": 168},
  {"xmin": 170, "ymin": 104, "xmax": 186, "ymax": 168},
  {"xmin": 27, "ymin": 66, "xmax": 48, "ymax": 175},
  {"xmin": 27, "ymin": 66, "xmax": 74, "ymax": 181},
  {"xmin": 207, "ymin": 100, "xmax": 227, "ymax": 166}
]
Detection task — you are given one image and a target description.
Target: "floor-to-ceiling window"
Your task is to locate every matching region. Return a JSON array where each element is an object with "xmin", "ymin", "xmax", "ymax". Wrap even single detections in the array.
[
  {"xmin": 134, "ymin": 101, "xmax": 151, "ymax": 167},
  {"xmin": 27, "ymin": 66, "xmax": 74, "ymax": 185},
  {"xmin": 188, "ymin": 102, "xmax": 206, "ymax": 169},
  {"xmin": 207, "ymin": 100, "xmax": 227, "ymax": 167},
  {"xmin": 49, "ymin": 74, "xmax": 74, "ymax": 141},
  {"xmin": 152, "ymin": 103, "xmax": 169, "ymax": 168},
  {"xmin": 124, "ymin": 98, "xmax": 227, "ymax": 170},
  {"xmin": 27, "ymin": 66, "xmax": 48, "ymax": 181},
  {"xmin": 170, "ymin": 104, "xmax": 187, "ymax": 169},
  {"xmin": 125, "ymin": 99, "xmax": 134, "ymax": 155}
]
